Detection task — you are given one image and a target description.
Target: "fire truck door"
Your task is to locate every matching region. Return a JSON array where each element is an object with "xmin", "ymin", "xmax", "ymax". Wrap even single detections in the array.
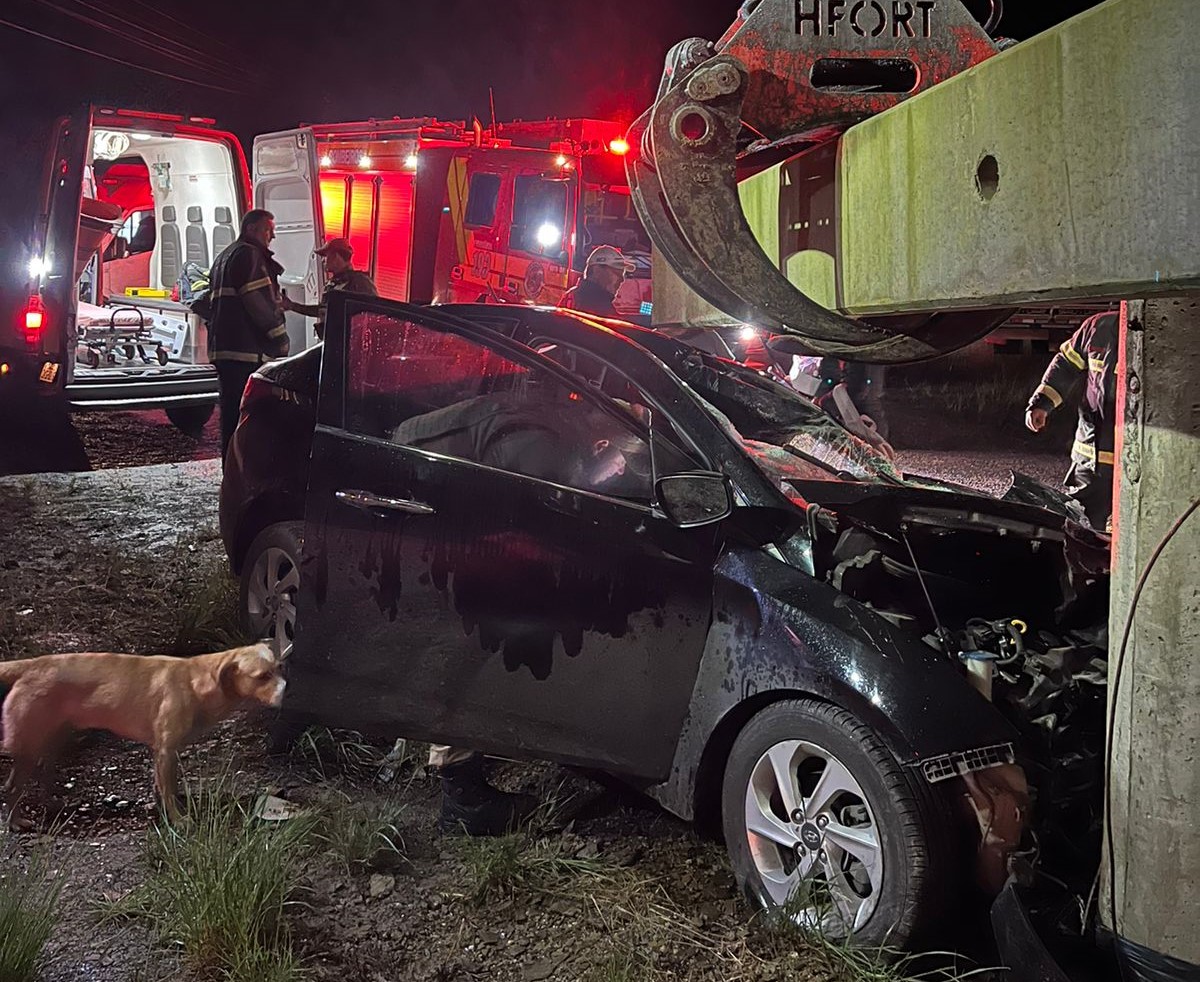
[
  {"xmin": 253, "ymin": 128, "xmax": 324, "ymax": 352},
  {"xmin": 504, "ymin": 159, "xmax": 575, "ymax": 305}
]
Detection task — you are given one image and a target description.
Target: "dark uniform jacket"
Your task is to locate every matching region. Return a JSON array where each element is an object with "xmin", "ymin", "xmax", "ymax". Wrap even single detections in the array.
[
  {"xmin": 207, "ymin": 235, "xmax": 290, "ymax": 365},
  {"xmin": 313, "ymin": 268, "xmax": 377, "ymax": 338},
  {"xmin": 559, "ymin": 277, "xmax": 617, "ymax": 318},
  {"xmin": 1028, "ymin": 311, "xmax": 1118, "ymax": 469}
]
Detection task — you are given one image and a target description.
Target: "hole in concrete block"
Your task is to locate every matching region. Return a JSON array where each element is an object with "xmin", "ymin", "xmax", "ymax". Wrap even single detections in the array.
[{"xmin": 976, "ymin": 154, "xmax": 1000, "ymax": 201}]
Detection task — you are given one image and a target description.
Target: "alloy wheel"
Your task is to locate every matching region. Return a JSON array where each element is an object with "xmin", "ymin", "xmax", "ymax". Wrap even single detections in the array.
[
  {"xmin": 743, "ymin": 739, "xmax": 883, "ymax": 934},
  {"xmin": 244, "ymin": 544, "xmax": 299, "ymax": 660}
]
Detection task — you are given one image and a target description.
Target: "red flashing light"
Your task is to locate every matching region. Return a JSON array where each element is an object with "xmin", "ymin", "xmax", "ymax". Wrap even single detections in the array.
[
  {"xmin": 608, "ymin": 138, "xmax": 630, "ymax": 156},
  {"xmin": 22, "ymin": 295, "xmax": 45, "ymax": 342}
]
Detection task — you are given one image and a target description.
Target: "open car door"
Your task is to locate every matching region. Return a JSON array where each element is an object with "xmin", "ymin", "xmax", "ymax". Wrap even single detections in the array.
[
  {"xmin": 282, "ymin": 293, "xmax": 719, "ymax": 780},
  {"xmin": 253, "ymin": 128, "xmax": 324, "ymax": 353}
]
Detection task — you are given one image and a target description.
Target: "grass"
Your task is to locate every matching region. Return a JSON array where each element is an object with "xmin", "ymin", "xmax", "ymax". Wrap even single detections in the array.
[
  {"xmin": 171, "ymin": 554, "xmax": 251, "ymax": 655},
  {"xmin": 293, "ymin": 726, "xmax": 387, "ymax": 782},
  {"xmin": 455, "ymin": 833, "xmax": 621, "ymax": 904},
  {"xmin": 0, "ymin": 842, "xmax": 65, "ymax": 982},
  {"xmin": 101, "ymin": 776, "xmax": 316, "ymax": 982},
  {"xmin": 312, "ymin": 790, "xmax": 407, "ymax": 872}
]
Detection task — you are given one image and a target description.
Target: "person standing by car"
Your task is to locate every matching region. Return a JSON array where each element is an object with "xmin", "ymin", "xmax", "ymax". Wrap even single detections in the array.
[
  {"xmin": 207, "ymin": 209, "xmax": 290, "ymax": 461},
  {"xmin": 281, "ymin": 237, "xmax": 376, "ymax": 340},
  {"xmin": 1025, "ymin": 310, "xmax": 1118, "ymax": 531},
  {"xmin": 559, "ymin": 246, "xmax": 635, "ymax": 318}
]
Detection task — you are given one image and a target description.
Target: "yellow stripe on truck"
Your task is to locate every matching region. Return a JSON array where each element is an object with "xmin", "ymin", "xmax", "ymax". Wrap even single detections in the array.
[{"xmin": 446, "ymin": 157, "xmax": 470, "ymax": 266}]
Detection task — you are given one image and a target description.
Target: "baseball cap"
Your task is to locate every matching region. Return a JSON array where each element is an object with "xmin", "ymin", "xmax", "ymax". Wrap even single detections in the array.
[
  {"xmin": 586, "ymin": 245, "xmax": 636, "ymax": 274},
  {"xmin": 315, "ymin": 237, "xmax": 353, "ymax": 260}
]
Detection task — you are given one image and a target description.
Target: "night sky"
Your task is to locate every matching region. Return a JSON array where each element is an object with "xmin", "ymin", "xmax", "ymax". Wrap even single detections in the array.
[{"xmin": 1, "ymin": 0, "xmax": 1101, "ymax": 147}]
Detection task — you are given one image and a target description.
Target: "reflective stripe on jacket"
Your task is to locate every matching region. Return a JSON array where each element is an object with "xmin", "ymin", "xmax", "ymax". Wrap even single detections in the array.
[
  {"xmin": 1028, "ymin": 311, "xmax": 1118, "ymax": 467},
  {"xmin": 207, "ymin": 236, "xmax": 289, "ymax": 364}
]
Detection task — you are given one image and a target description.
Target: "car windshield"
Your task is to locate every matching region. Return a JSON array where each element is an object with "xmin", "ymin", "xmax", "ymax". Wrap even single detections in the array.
[{"xmin": 626, "ymin": 336, "xmax": 904, "ymax": 487}]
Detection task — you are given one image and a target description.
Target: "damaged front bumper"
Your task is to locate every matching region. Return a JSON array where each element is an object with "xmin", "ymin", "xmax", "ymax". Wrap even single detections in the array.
[{"xmin": 919, "ymin": 746, "xmax": 1031, "ymax": 895}]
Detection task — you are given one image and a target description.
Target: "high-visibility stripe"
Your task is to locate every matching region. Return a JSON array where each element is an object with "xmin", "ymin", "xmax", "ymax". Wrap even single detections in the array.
[
  {"xmin": 1060, "ymin": 341, "xmax": 1086, "ymax": 371},
  {"xmin": 213, "ymin": 287, "xmax": 237, "ymax": 298},
  {"xmin": 1036, "ymin": 383, "xmax": 1064, "ymax": 408},
  {"xmin": 210, "ymin": 350, "xmax": 265, "ymax": 363},
  {"xmin": 266, "ymin": 324, "xmax": 288, "ymax": 339},
  {"xmin": 1074, "ymin": 440, "xmax": 1115, "ymax": 466},
  {"xmin": 1089, "ymin": 357, "xmax": 1106, "ymax": 373},
  {"xmin": 238, "ymin": 277, "xmax": 273, "ymax": 295}
]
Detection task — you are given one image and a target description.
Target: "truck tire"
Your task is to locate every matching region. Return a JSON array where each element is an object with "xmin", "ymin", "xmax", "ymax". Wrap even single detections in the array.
[{"xmin": 165, "ymin": 403, "xmax": 214, "ymax": 437}]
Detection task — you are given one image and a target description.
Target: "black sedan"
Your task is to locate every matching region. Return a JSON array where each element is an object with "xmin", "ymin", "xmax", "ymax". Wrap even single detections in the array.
[{"xmin": 220, "ymin": 297, "xmax": 1109, "ymax": 947}]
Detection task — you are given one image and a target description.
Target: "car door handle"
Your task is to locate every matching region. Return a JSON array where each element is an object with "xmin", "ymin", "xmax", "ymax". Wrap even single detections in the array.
[{"xmin": 335, "ymin": 489, "xmax": 436, "ymax": 516}]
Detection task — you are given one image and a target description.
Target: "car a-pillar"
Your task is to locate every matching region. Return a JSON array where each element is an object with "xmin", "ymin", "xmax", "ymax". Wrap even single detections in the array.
[{"xmin": 1105, "ymin": 297, "xmax": 1200, "ymax": 974}]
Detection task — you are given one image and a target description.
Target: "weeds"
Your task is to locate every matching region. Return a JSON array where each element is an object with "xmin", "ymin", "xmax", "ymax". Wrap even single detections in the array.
[
  {"xmin": 455, "ymin": 834, "xmax": 620, "ymax": 904},
  {"xmin": 313, "ymin": 790, "xmax": 407, "ymax": 872},
  {"xmin": 293, "ymin": 727, "xmax": 386, "ymax": 782},
  {"xmin": 0, "ymin": 843, "xmax": 65, "ymax": 982},
  {"xmin": 171, "ymin": 557, "xmax": 250, "ymax": 655},
  {"xmin": 102, "ymin": 776, "xmax": 315, "ymax": 981}
]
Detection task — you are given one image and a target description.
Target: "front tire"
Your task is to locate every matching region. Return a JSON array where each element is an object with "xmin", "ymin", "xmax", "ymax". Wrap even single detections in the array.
[
  {"xmin": 721, "ymin": 699, "xmax": 954, "ymax": 949},
  {"xmin": 239, "ymin": 521, "xmax": 303, "ymax": 660}
]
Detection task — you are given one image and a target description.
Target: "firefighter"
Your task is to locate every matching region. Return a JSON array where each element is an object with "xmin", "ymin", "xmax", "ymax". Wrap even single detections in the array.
[
  {"xmin": 281, "ymin": 237, "xmax": 376, "ymax": 340},
  {"xmin": 207, "ymin": 209, "xmax": 290, "ymax": 461},
  {"xmin": 1025, "ymin": 310, "xmax": 1118, "ymax": 531},
  {"xmin": 559, "ymin": 245, "xmax": 635, "ymax": 318}
]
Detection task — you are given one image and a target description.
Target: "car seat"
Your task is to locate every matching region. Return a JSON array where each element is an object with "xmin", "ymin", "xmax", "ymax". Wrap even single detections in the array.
[
  {"xmin": 159, "ymin": 206, "xmax": 182, "ymax": 291},
  {"xmin": 185, "ymin": 206, "xmax": 209, "ymax": 267}
]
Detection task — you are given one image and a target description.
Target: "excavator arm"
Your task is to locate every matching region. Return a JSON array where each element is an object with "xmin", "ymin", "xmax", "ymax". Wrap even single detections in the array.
[{"xmin": 627, "ymin": 0, "xmax": 1010, "ymax": 362}]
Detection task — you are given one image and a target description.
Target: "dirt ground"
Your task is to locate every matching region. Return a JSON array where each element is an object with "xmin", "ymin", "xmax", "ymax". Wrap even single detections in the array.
[{"xmin": 0, "ymin": 396, "xmax": 1070, "ymax": 982}]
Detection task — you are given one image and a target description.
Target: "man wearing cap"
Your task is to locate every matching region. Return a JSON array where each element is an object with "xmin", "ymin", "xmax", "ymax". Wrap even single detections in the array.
[
  {"xmin": 559, "ymin": 245, "xmax": 635, "ymax": 318},
  {"xmin": 282, "ymin": 237, "xmax": 377, "ymax": 339}
]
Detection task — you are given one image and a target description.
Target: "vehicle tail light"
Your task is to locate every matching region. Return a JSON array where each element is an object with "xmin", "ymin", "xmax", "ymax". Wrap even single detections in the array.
[
  {"xmin": 22, "ymin": 295, "xmax": 45, "ymax": 343},
  {"xmin": 240, "ymin": 372, "xmax": 276, "ymax": 411}
]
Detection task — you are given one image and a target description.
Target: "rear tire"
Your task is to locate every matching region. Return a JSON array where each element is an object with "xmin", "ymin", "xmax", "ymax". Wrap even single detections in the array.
[
  {"xmin": 721, "ymin": 698, "xmax": 955, "ymax": 949},
  {"xmin": 239, "ymin": 521, "xmax": 304, "ymax": 660},
  {"xmin": 165, "ymin": 403, "xmax": 214, "ymax": 437}
]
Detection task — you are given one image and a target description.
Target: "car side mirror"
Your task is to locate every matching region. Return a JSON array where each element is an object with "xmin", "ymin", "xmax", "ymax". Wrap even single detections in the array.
[{"xmin": 656, "ymin": 472, "xmax": 733, "ymax": 528}]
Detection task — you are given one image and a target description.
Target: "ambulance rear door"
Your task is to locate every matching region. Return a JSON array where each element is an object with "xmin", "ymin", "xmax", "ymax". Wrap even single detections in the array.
[{"xmin": 253, "ymin": 128, "xmax": 323, "ymax": 352}]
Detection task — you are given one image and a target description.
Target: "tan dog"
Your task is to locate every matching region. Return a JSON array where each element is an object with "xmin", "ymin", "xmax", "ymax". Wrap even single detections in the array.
[{"xmin": 0, "ymin": 643, "xmax": 285, "ymax": 830}]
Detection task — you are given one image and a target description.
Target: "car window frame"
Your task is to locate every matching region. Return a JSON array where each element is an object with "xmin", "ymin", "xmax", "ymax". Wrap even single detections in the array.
[{"xmin": 320, "ymin": 293, "xmax": 664, "ymax": 509}]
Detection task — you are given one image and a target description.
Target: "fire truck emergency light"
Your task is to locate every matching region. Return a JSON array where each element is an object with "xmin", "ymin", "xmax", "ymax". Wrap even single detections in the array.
[
  {"xmin": 608, "ymin": 138, "xmax": 630, "ymax": 155},
  {"xmin": 405, "ymin": 154, "xmax": 419, "ymax": 170}
]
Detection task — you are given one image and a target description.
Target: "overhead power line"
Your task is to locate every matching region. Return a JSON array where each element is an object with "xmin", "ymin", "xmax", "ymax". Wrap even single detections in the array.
[
  {"xmin": 0, "ymin": 15, "xmax": 244, "ymax": 93},
  {"xmin": 70, "ymin": 0, "xmax": 259, "ymax": 82},
  {"xmin": 27, "ymin": 0, "xmax": 254, "ymax": 85}
]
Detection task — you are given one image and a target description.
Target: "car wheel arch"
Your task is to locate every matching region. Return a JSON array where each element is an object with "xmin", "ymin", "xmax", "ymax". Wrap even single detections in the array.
[
  {"xmin": 232, "ymin": 492, "xmax": 305, "ymax": 575},
  {"xmin": 690, "ymin": 683, "xmax": 919, "ymax": 836}
]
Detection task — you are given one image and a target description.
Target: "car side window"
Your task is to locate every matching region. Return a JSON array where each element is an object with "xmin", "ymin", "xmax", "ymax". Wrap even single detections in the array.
[
  {"xmin": 532, "ymin": 340, "xmax": 703, "ymax": 477},
  {"xmin": 345, "ymin": 310, "xmax": 654, "ymax": 502}
]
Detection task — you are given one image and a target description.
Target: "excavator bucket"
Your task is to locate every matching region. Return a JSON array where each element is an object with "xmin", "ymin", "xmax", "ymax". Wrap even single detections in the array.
[{"xmin": 627, "ymin": 0, "xmax": 1005, "ymax": 363}]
